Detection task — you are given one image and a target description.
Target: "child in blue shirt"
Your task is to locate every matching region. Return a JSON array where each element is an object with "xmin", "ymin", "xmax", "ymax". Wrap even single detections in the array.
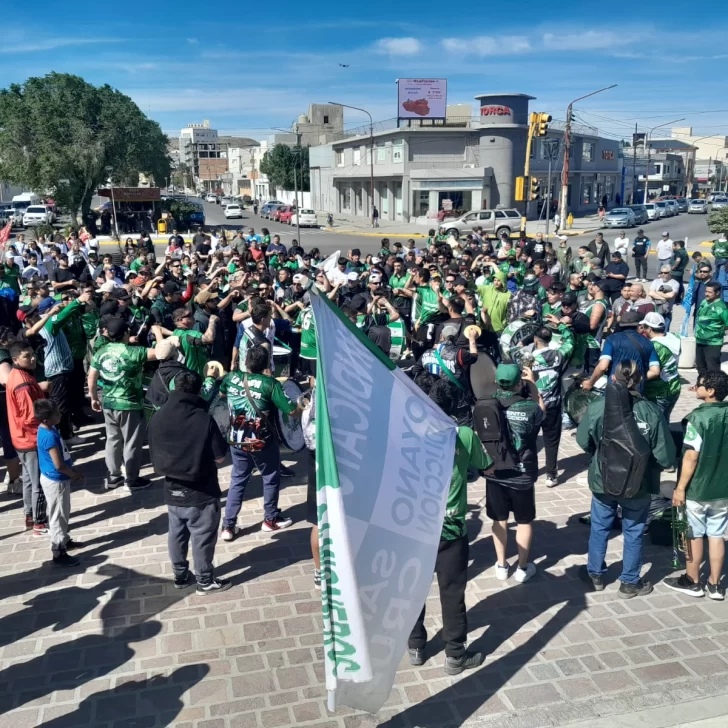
[{"xmin": 35, "ymin": 399, "xmax": 84, "ymax": 567}]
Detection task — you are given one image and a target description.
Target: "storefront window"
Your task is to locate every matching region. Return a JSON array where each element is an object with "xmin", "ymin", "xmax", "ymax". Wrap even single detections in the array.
[
  {"xmin": 582, "ymin": 183, "xmax": 592, "ymax": 205},
  {"xmin": 416, "ymin": 191, "xmax": 429, "ymax": 216}
]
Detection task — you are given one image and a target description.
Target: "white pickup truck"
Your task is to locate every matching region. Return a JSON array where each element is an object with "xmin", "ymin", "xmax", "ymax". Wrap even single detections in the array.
[{"xmin": 438, "ymin": 208, "xmax": 522, "ymax": 238}]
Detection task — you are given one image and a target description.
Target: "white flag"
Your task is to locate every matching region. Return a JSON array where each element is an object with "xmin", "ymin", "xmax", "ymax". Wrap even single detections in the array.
[{"xmin": 312, "ymin": 289, "xmax": 457, "ymax": 713}]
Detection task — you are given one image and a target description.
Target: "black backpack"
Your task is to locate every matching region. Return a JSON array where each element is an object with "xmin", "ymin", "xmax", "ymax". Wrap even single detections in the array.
[
  {"xmin": 598, "ymin": 382, "xmax": 651, "ymax": 498},
  {"xmin": 473, "ymin": 395, "xmax": 519, "ymax": 471}
]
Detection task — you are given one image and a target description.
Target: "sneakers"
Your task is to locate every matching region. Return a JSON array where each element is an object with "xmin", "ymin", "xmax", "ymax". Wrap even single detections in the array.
[
  {"xmin": 444, "ymin": 651, "xmax": 485, "ymax": 676},
  {"xmin": 706, "ymin": 582, "xmax": 726, "ymax": 601},
  {"xmin": 408, "ymin": 647, "xmax": 425, "ymax": 666},
  {"xmin": 8, "ymin": 477, "xmax": 23, "ymax": 495},
  {"xmin": 619, "ymin": 579, "xmax": 653, "ymax": 599},
  {"xmin": 495, "ymin": 563, "xmax": 509, "ymax": 581},
  {"xmin": 174, "ymin": 572, "xmax": 193, "ymax": 589},
  {"xmin": 127, "ymin": 477, "xmax": 151, "ymax": 491},
  {"xmin": 25, "ymin": 514, "xmax": 34, "ymax": 530},
  {"xmin": 66, "ymin": 435, "xmax": 84, "ymax": 446},
  {"xmin": 261, "ymin": 515, "xmax": 293, "ymax": 532},
  {"xmin": 105, "ymin": 475, "xmax": 125, "ymax": 491},
  {"xmin": 64, "ymin": 539, "xmax": 83, "ymax": 550},
  {"xmin": 196, "ymin": 578, "xmax": 232, "ymax": 596},
  {"xmin": 280, "ymin": 465, "xmax": 295, "ymax": 478},
  {"xmin": 545, "ymin": 476, "xmax": 558, "ymax": 488},
  {"xmin": 580, "ymin": 566, "xmax": 605, "ymax": 592},
  {"xmin": 220, "ymin": 526, "xmax": 236, "ymax": 542},
  {"xmin": 53, "ymin": 551, "xmax": 80, "ymax": 567},
  {"xmin": 514, "ymin": 563, "xmax": 537, "ymax": 584},
  {"xmin": 33, "ymin": 523, "xmax": 49, "ymax": 537},
  {"xmin": 664, "ymin": 573, "xmax": 704, "ymax": 598},
  {"xmin": 313, "ymin": 568, "xmax": 321, "ymax": 590}
]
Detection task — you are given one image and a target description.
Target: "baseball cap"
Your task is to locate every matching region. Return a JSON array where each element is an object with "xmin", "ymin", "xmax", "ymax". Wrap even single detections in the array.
[
  {"xmin": 195, "ymin": 289, "xmax": 219, "ymax": 306},
  {"xmin": 4, "ymin": 250, "xmax": 14, "ymax": 259},
  {"xmin": 620, "ymin": 310, "xmax": 642, "ymax": 327},
  {"xmin": 351, "ymin": 248, "xmax": 361, "ymax": 256},
  {"xmin": 440, "ymin": 323, "xmax": 460, "ymax": 341},
  {"xmin": 371, "ymin": 256, "xmax": 381, "ymax": 264},
  {"xmin": 37, "ymin": 297, "xmax": 56, "ymax": 314},
  {"xmin": 105, "ymin": 317, "xmax": 129, "ymax": 339},
  {"xmin": 346, "ymin": 271, "xmax": 359, "ymax": 281},
  {"xmin": 561, "ymin": 292, "xmax": 578, "ymax": 307},
  {"xmin": 640, "ymin": 312, "xmax": 666, "ymax": 330},
  {"xmin": 163, "ymin": 281, "xmax": 180, "ymax": 295},
  {"xmin": 662, "ymin": 231, "xmax": 669, "ymax": 236},
  {"xmin": 369, "ymin": 272, "xmax": 382, "ymax": 283},
  {"xmin": 110, "ymin": 288, "xmax": 130, "ymax": 301},
  {"xmin": 292, "ymin": 273, "xmax": 308, "ymax": 284},
  {"xmin": 495, "ymin": 363, "xmax": 521, "ymax": 388}
]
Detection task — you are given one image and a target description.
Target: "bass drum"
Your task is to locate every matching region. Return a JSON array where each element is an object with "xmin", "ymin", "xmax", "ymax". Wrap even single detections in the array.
[
  {"xmin": 499, "ymin": 320, "xmax": 539, "ymax": 363},
  {"xmin": 277, "ymin": 379, "xmax": 305, "ymax": 452},
  {"xmin": 273, "ymin": 344, "xmax": 292, "ymax": 378},
  {"xmin": 469, "ymin": 350, "xmax": 497, "ymax": 401}
]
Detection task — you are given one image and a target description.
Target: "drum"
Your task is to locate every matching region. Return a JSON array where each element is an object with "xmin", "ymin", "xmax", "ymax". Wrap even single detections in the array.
[
  {"xmin": 209, "ymin": 394, "xmax": 231, "ymax": 440},
  {"xmin": 276, "ymin": 379, "xmax": 305, "ymax": 452},
  {"xmin": 469, "ymin": 350, "xmax": 497, "ymax": 400},
  {"xmin": 273, "ymin": 344, "xmax": 292, "ymax": 378},
  {"xmin": 499, "ymin": 320, "xmax": 539, "ymax": 362}
]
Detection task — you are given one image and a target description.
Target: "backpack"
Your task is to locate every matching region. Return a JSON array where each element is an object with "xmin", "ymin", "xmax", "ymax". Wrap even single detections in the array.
[
  {"xmin": 598, "ymin": 382, "xmax": 652, "ymax": 499},
  {"xmin": 473, "ymin": 395, "xmax": 519, "ymax": 471}
]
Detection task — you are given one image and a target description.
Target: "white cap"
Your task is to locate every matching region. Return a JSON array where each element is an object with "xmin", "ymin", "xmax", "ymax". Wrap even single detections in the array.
[
  {"xmin": 4, "ymin": 250, "xmax": 14, "ymax": 259},
  {"xmin": 99, "ymin": 280, "xmax": 117, "ymax": 293},
  {"xmin": 640, "ymin": 311, "xmax": 666, "ymax": 330},
  {"xmin": 662, "ymin": 231, "xmax": 669, "ymax": 236},
  {"xmin": 347, "ymin": 271, "xmax": 359, "ymax": 281},
  {"xmin": 558, "ymin": 235, "xmax": 568, "ymax": 241},
  {"xmin": 369, "ymin": 272, "xmax": 382, "ymax": 282},
  {"xmin": 371, "ymin": 256, "xmax": 381, "ymax": 264},
  {"xmin": 292, "ymin": 273, "xmax": 306, "ymax": 284}
]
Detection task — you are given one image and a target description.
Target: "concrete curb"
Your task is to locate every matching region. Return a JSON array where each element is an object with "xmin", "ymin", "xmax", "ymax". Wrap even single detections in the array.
[{"xmin": 323, "ymin": 227, "xmax": 429, "ymax": 238}]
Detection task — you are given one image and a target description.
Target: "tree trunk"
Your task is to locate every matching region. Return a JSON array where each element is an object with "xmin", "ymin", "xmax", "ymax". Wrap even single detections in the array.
[{"xmin": 80, "ymin": 188, "xmax": 95, "ymax": 227}]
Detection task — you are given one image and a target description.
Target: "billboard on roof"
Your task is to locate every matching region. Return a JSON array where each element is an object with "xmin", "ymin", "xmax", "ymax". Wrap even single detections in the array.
[{"xmin": 397, "ymin": 79, "xmax": 447, "ymax": 120}]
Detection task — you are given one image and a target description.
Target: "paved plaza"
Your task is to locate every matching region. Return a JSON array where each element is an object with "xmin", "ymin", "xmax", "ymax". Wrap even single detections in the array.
[{"xmin": 2, "ymin": 368, "xmax": 728, "ymax": 728}]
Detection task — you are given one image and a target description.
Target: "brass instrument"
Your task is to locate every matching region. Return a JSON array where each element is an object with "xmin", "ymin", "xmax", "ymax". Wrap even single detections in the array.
[{"xmin": 671, "ymin": 505, "xmax": 692, "ymax": 569}]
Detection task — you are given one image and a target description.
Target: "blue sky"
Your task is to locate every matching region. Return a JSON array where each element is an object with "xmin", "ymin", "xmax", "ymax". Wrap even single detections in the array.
[{"xmin": 3, "ymin": 0, "xmax": 728, "ymax": 145}]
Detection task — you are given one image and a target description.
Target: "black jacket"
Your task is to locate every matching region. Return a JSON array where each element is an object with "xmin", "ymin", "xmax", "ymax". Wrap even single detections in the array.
[
  {"xmin": 148, "ymin": 391, "xmax": 227, "ymax": 505},
  {"xmin": 145, "ymin": 360, "xmax": 188, "ymax": 410}
]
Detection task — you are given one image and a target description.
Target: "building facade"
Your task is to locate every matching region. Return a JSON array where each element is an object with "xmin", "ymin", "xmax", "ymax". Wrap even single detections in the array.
[
  {"xmin": 309, "ymin": 93, "xmax": 620, "ymax": 223},
  {"xmin": 179, "ymin": 121, "xmax": 228, "ymax": 191},
  {"xmin": 671, "ymin": 127, "xmax": 728, "ymax": 164},
  {"xmin": 274, "ymin": 104, "xmax": 345, "ymax": 148}
]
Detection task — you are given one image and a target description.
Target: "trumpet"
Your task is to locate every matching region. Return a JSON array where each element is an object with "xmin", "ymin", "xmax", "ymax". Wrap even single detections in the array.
[{"xmin": 671, "ymin": 505, "xmax": 692, "ymax": 569}]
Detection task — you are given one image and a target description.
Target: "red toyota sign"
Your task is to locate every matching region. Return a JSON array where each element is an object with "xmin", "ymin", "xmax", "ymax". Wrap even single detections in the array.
[{"xmin": 480, "ymin": 105, "xmax": 512, "ymax": 116}]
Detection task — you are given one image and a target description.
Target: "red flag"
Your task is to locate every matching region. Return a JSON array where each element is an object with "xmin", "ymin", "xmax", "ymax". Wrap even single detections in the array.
[{"xmin": 0, "ymin": 221, "xmax": 11, "ymax": 247}]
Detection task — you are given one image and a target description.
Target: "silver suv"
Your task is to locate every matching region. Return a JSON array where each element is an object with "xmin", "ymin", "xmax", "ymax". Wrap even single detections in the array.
[{"xmin": 438, "ymin": 208, "xmax": 521, "ymax": 238}]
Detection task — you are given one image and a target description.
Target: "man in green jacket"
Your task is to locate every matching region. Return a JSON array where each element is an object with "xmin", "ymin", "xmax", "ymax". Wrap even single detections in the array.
[
  {"xmin": 665, "ymin": 371, "xmax": 728, "ymax": 600},
  {"xmin": 694, "ymin": 282, "xmax": 728, "ymax": 381},
  {"xmin": 577, "ymin": 360, "xmax": 676, "ymax": 598}
]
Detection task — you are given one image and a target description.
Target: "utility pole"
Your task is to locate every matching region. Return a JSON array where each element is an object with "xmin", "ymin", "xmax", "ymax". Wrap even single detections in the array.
[
  {"xmin": 294, "ymin": 126, "xmax": 302, "ymax": 243},
  {"xmin": 105, "ymin": 165, "xmax": 119, "ymax": 240},
  {"xmin": 544, "ymin": 139, "xmax": 560, "ymax": 239},
  {"xmin": 643, "ymin": 117, "xmax": 685, "ymax": 204},
  {"xmin": 521, "ymin": 113, "xmax": 538, "ymax": 235},
  {"xmin": 632, "ymin": 123, "xmax": 638, "ymax": 204},
  {"xmin": 559, "ymin": 85, "xmax": 617, "ymax": 230}
]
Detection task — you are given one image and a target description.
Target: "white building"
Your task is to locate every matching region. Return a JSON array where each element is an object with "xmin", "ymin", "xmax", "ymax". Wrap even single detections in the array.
[
  {"xmin": 671, "ymin": 127, "xmax": 728, "ymax": 164},
  {"xmin": 0, "ymin": 180, "xmax": 23, "ymax": 203}
]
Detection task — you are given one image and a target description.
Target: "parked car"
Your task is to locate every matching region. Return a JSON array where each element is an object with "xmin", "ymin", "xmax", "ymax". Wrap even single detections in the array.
[
  {"xmin": 224, "ymin": 204, "xmax": 243, "ymax": 219},
  {"xmin": 272, "ymin": 205, "xmax": 293, "ymax": 223},
  {"xmin": 438, "ymin": 208, "xmax": 521, "ymax": 238},
  {"xmin": 266, "ymin": 204, "xmax": 286, "ymax": 220},
  {"xmin": 220, "ymin": 197, "xmax": 234, "ymax": 207},
  {"xmin": 260, "ymin": 201, "xmax": 284, "ymax": 218},
  {"xmin": 290, "ymin": 209, "xmax": 318, "ymax": 228},
  {"xmin": 205, "ymin": 193, "xmax": 218, "ymax": 203},
  {"xmin": 664, "ymin": 199, "xmax": 679, "ymax": 216},
  {"xmin": 654, "ymin": 201, "xmax": 668, "ymax": 218},
  {"xmin": 603, "ymin": 207, "xmax": 636, "ymax": 228},
  {"xmin": 278, "ymin": 206, "xmax": 295, "ymax": 224},
  {"xmin": 712, "ymin": 197, "xmax": 728, "ymax": 210},
  {"xmin": 627, "ymin": 205, "xmax": 649, "ymax": 225},
  {"xmin": 644, "ymin": 203, "xmax": 659, "ymax": 221},
  {"xmin": 22, "ymin": 205, "xmax": 53, "ymax": 227},
  {"xmin": 688, "ymin": 199, "xmax": 708, "ymax": 214},
  {"xmin": 676, "ymin": 197, "xmax": 689, "ymax": 212}
]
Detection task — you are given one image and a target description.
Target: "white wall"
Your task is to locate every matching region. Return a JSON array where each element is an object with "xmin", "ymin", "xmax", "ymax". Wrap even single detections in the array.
[{"xmin": 275, "ymin": 189, "xmax": 312, "ymax": 208}]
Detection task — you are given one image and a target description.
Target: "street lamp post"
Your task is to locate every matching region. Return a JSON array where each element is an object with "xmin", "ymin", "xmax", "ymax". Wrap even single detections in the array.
[
  {"xmin": 559, "ymin": 85, "xmax": 617, "ymax": 228},
  {"xmin": 329, "ymin": 102, "xmax": 374, "ymax": 222},
  {"xmin": 105, "ymin": 165, "xmax": 119, "ymax": 239},
  {"xmin": 543, "ymin": 139, "xmax": 560, "ymax": 239},
  {"xmin": 642, "ymin": 118, "xmax": 685, "ymax": 204}
]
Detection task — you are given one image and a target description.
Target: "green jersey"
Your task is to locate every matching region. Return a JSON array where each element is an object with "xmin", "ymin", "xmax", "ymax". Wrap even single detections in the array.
[
  {"xmin": 390, "ymin": 273, "xmax": 411, "ymax": 308},
  {"xmin": 712, "ymin": 238, "xmax": 728, "ymax": 260},
  {"xmin": 60, "ymin": 309, "xmax": 86, "ymax": 361},
  {"xmin": 682, "ymin": 402, "xmax": 728, "ymax": 502},
  {"xmin": 581, "ymin": 298, "xmax": 610, "ymax": 349},
  {"xmin": 296, "ymin": 307, "xmax": 317, "ymax": 360},
  {"xmin": 695, "ymin": 299, "xmax": 728, "ymax": 346},
  {"xmin": 644, "ymin": 334, "xmax": 681, "ymax": 400},
  {"xmin": 1, "ymin": 265, "xmax": 21, "ymax": 295},
  {"xmin": 413, "ymin": 285, "xmax": 440, "ymax": 325},
  {"xmin": 220, "ymin": 371, "xmax": 295, "ymax": 419},
  {"xmin": 130, "ymin": 258, "xmax": 146, "ymax": 273},
  {"xmin": 174, "ymin": 328, "xmax": 208, "ymax": 377},
  {"xmin": 91, "ymin": 342, "xmax": 147, "ymax": 411},
  {"xmin": 442, "ymin": 426, "xmax": 492, "ymax": 540},
  {"xmin": 81, "ymin": 308, "xmax": 100, "ymax": 341}
]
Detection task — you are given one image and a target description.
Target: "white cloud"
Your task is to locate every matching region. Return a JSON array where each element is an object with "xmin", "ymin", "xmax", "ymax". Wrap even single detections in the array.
[
  {"xmin": 0, "ymin": 37, "xmax": 124, "ymax": 54},
  {"xmin": 374, "ymin": 37, "xmax": 422, "ymax": 56},
  {"xmin": 186, "ymin": 37, "xmax": 199, "ymax": 45},
  {"xmin": 442, "ymin": 35, "xmax": 531, "ymax": 56},
  {"xmin": 543, "ymin": 31, "xmax": 643, "ymax": 51}
]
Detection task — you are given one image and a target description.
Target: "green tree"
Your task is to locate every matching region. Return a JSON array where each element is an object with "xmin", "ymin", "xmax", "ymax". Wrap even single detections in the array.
[
  {"xmin": 259, "ymin": 144, "xmax": 310, "ymax": 192},
  {"xmin": 0, "ymin": 72, "xmax": 170, "ymax": 223},
  {"xmin": 708, "ymin": 207, "xmax": 728, "ymax": 238}
]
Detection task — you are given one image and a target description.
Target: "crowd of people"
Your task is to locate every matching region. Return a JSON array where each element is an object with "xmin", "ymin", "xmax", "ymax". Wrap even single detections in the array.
[{"xmin": 0, "ymin": 221, "xmax": 727, "ymax": 675}]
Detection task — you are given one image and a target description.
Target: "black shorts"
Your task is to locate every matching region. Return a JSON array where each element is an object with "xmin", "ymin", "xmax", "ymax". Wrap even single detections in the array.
[
  {"xmin": 306, "ymin": 449, "xmax": 317, "ymax": 525},
  {"xmin": 486, "ymin": 480, "xmax": 536, "ymax": 524},
  {"xmin": 299, "ymin": 357, "xmax": 317, "ymax": 379}
]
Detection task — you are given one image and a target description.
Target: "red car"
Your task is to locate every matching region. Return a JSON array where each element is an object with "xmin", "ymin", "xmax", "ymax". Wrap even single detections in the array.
[
  {"xmin": 272, "ymin": 205, "xmax": 293, "ymax": 223},
  {"xmin": 278, "ymin": 206, "xmax": 296, "ymax": 224}
]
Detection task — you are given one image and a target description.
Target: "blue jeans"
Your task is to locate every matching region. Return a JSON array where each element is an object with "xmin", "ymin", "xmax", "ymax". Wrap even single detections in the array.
[
  {"xmin": 225, "ymin": 440, "xmax": 282, "ymax": 526},
  {"xmin": 588, "ymin": 493, "xmax": 650, "ymax": 584},
  {"xmin": 653, "ymin": 393, "xmax": 680, "ymax": 425},
  {"xmin": 663, "ymin": 312, "xmax": 672, "ymax": 332}
]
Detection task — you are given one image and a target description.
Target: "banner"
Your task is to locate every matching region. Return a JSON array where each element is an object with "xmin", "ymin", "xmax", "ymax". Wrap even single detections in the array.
[
  {"xmin": 312, "ymin": 289, "xmax": 457, "ymax": 714},
  {"xmin": 0, "ymin": 221, "xmax": 11, "ymax": 247},
  {"xmin": 680, "ymin": 268, "xmax": 696, "ymax": 338}
]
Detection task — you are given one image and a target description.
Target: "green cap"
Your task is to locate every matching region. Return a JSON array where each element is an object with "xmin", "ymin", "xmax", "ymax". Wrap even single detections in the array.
[{"xmin": 495, "ymin": 363, "xmax": 521, "ymax": 388}]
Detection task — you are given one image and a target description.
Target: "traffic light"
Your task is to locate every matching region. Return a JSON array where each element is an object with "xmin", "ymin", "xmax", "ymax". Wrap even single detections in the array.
[
  {"xmin": 530, "ymin": 177, "xmax": 541, "ymax": 200},
  {"xmin": 515, "ymin": 176, "xmax": 526, "ymax": 202},
  {"xmin": 535, "ymin": 112, "xmax": 552, "ymax": 137}
]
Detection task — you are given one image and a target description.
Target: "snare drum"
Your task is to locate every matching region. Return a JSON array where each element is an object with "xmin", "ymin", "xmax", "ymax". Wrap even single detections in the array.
[
  {"xmin": 499, "ymin": 320, "xmax": 539, "ymax": 362},
  {"xmin": 273, "ymin": 344, "xmax": 292, "ymax": 378},
  {"xmin": 276, "ymin": 379, "xmax": 305, "ymax": 452}
]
